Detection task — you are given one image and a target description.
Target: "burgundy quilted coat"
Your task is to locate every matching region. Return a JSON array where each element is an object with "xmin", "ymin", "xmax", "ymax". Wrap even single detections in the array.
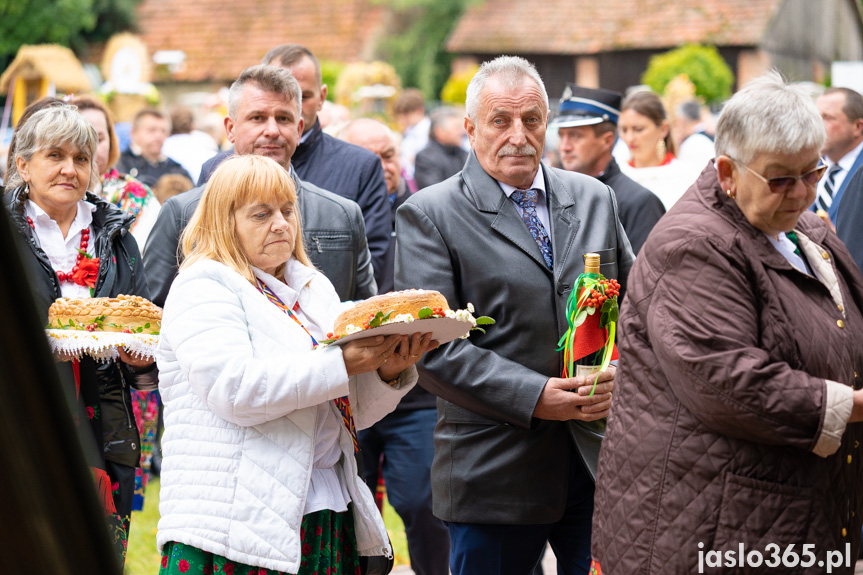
[{"xmin": 592, "ymin": 165, "xmax": 863, "ymax": 574}]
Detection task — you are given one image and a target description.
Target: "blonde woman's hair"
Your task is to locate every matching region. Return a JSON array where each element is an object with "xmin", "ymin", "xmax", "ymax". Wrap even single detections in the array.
[{"xmin": 180, "ymin": 155, "xmax": 312, "ymax": 284}]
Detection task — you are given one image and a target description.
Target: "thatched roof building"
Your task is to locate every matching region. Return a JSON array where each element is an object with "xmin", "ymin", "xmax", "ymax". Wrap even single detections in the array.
[{"xmin": 0, "ymin": 44, "xmax": 92, "ymax": 124}]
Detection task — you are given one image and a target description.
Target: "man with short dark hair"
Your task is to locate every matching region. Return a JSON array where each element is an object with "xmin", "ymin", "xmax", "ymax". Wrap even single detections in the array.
[
  {"xmin": 396, "ymin": 56, "xmax": 634, "ymax": 575},
  {"xmin": 144, "ymin": 65, "xmax": 376, "ymax": 307},
  {"xmin": 414, "ymin": 106, "xmax": 468, "ymax": 190},
  {"xmin": 814, "ymin": 87, "xmax": 863, "ymax": 224},
  {"xmin": 117, "ymin": 109, "xmax": 191, "ymax": 187},
  {"xmin": 554, "ymin": 84, "xmax": 665, "ymax": 254},
  {"xmin": 257, "ymin": 44, "xmax": 393, "ymax": 292}
]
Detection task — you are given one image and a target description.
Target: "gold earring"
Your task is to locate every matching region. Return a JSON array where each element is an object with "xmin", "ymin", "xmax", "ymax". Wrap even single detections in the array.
[
  {"xmin": 656, "ymin": 139, "xmax": 667, "ymax": 161},
  {"xmin": 726, "ymin": 189, "xmax": 735, "ymax": 199}
]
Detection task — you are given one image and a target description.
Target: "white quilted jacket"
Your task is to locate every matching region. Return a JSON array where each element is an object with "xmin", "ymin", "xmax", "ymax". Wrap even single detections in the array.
[{"xmin": 155, "ymin": 259, "xmax": 416, "ymax": 573}]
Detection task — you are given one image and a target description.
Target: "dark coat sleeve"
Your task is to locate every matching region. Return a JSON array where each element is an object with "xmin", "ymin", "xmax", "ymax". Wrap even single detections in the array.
[
  {"xmin": 836, "ymin": 167, "xmax": 863, "ymax": 273},
  {"xmin": 414, "ymin": 144, "xmax": 467, "ymax": 191},
  {"xmin": 115, "ymin": 231, "xmax": 160, "ymax": 390},
  {"xmin": 355, "ymin": 157, "xmax": 392, "ymax": 290},
  {"xmin": 620, "ymin": 191, "xmax": 665, "ymax": 255},
  {"xmin": 352, "ymin": 204, "xmax": 378, "ymax": 301},
  {"xmin": 413, "ymin": 148, "xmax": 447, "ymax": 191},
  {"xmin": 142, "ymin": 196, "xmax": 184, "ymax": 307},
  {"xmin": 197, "ymin": 151, "xmax": 233, "ymax": 187}
]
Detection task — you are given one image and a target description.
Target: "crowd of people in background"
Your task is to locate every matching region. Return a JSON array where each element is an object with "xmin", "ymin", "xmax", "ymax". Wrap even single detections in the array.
[{"xmin": 2, "ymin": 42, "xmax": 863, "ymax": 575}]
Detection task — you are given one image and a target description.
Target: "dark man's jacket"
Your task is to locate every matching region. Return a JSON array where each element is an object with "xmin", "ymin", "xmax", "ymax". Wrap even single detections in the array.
[
  {"xmin": 116, "ymin": 149, "xmax": 192, "ymax": 188},
  {"xmin": 414, "ymin": 139, "xmax": 468, "ymax": 191},
  {"xmin": 598, "ymin": 157, "xmax": 666, "ymax": 254},
  {"xmin": 395, "ymin": 152, "xmax": 634, "ymax": 523},
  {"xmin": 836, "ymin": 166, "xmax": 863, "ymax": 273},
  {"xmin": 143, "ymin": 168, "xmax": 376, "ymax": 307}
]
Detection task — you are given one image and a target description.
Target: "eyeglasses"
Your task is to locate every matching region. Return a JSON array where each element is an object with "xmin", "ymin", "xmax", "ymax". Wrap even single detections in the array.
[{"xmin": 730, "ymin": 158, "xmax": 828, "ymax": 194}]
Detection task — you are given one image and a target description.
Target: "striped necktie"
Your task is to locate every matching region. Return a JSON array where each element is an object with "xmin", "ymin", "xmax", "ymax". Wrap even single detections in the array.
[
  {"xmin": 510, "ymin": 188, "xmax": 553, "ymax": 269},
  {"xmin": 815, "ymin": 164, "xmax": 842, "ymax": 211}
]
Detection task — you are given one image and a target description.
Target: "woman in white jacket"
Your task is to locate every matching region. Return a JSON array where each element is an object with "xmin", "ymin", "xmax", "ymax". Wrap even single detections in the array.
[{"xmin": 155, "ymin": 155, "xmax": 436, "ymax": 575}]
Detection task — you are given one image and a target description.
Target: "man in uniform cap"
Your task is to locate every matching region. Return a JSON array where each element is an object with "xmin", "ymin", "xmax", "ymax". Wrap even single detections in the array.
[{"xmin": 553, "ymin": 84, "xmax": 665, "ymax": 253}]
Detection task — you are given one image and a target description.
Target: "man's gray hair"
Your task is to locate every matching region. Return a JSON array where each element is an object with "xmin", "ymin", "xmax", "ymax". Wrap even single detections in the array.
[
  {"xmin": 227, "ymin": 65, "xmax": 302, "ymax": 120},
  {"xmin": 6, "ymin": 104, "xmax": 99, "ymax": 191},
  {"xmin": 430, "ymin": 106, "xmax": 463, "ymax": 132},
  {"xmin": 715, "ymin": 70, "xmax": 825, "ymax": 164},
  {"xmin": 465, "ymin": 56, "xmax": 548, "ymax": 120}
]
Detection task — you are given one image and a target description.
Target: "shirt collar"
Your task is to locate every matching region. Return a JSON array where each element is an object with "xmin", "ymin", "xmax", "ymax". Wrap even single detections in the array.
[
  {"xmin": 25, "ymin": 199, "xmax": 96, "ymax": 230},
  {"xmin": 498, "ymin": 167, "xmax": 547, "ymax": 200},
  {"xmin": 299, "ymin": 118, "xmax": 321, "ymax": 144},
  {"xmin": 766, "ymin": 231, "xmax": 811, "ymax": 275}
]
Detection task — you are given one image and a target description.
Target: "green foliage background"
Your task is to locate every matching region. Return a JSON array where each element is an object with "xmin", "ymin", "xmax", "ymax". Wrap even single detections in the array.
[
  {"xmin": 321, "ymin": 60, "xmax": 346, "ymax": 102},
  {"xmin": 0, "ymin": 0, "xmax": 142, "ymax": 74},
  {"xmin": 373, "ymin": 0, "xmax": 474, "ymax": 101},
  {"xmin": 642, "ymin": 44, "xmax": 735, "ymax": 105}
]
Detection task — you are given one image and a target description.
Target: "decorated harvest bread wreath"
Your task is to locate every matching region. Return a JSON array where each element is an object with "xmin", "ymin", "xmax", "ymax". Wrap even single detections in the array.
[
  {"xmin": 324, "ymin": 289, "xmax": 493, "ymax": 344},
  {"xmin": 47, "ymin": 295, "xmax": 161, "ymax": 335}
]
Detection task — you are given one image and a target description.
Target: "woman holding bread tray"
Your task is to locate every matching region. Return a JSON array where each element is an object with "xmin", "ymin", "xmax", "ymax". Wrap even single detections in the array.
[
  {"xmin": 155, "ymin": 154, "xmax": 436, "ymax": 575},
  {"xmin": 3, "ymin": 101, "xmax": 157, "ymax": 566}
]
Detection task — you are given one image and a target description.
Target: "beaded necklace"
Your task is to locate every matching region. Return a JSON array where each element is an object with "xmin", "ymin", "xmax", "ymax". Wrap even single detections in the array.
[{"xmin": 27, "ymin": 217, "xmax": 92, "ymax": 284}]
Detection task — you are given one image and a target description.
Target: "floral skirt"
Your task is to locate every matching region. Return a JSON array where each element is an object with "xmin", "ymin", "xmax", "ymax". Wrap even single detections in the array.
[{"xmin": 159, "ymin": 507, "xmax": 361, "ymax": 575}]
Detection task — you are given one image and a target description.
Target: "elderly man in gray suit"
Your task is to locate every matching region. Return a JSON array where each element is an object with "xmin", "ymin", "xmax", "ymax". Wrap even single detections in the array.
[{"xmin": 395, "ymin": 56, "xmax": 634, "ymax": 574}]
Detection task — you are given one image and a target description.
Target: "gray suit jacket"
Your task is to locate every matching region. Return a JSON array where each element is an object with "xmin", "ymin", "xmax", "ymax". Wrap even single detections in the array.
[
  {"xmin": 395, "ymin": 151, "xmax": 634, "ymax": 524},
  {"xmin": 143, "ymin": 169, "xmax": 376, "ymax": 307}
]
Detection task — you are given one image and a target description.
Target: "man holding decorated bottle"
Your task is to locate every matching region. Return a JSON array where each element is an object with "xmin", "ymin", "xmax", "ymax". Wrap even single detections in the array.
[{"xmin": 395, "ymin": 56, "xmax": 634, "ymax": 575}]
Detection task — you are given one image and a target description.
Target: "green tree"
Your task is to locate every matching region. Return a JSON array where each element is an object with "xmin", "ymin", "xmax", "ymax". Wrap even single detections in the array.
[
  {"xmin": 0, "ymin": 0, "xmax": 143, "ymax": 74},
  {"xmin": 642, "ymin": 44, "xmax": 734, "ymax": 105},
  {"xmin": 373, "ymin": 0, "xmax": 475, "ymax": 101},
  {"xmin": 320, "ymin": 60, "xmax": 346, "ymax": 102},
  {"xmin": 0, "ymin": 0, "xmax": 94, "ymax": 59},
  {"xmin": 80, "ymin": 0, "xmax": 145, "ymax": 47}
]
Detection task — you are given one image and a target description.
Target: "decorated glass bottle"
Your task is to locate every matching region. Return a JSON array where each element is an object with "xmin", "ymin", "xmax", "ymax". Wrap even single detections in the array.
[{"xmin": 575, "ymin": 252, "xmax": 605, "ymax": 377}]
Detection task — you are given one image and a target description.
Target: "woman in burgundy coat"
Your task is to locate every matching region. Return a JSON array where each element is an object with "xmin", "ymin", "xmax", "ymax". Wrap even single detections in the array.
[{"xmin": 592, "ymin": 71, "xmax": 863, "ymax": 574}]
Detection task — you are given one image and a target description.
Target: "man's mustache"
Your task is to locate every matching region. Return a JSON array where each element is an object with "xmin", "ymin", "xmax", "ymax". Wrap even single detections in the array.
[{"xmin": 498, "ymin": 144, "xmax": 537, "ymax": 157}]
